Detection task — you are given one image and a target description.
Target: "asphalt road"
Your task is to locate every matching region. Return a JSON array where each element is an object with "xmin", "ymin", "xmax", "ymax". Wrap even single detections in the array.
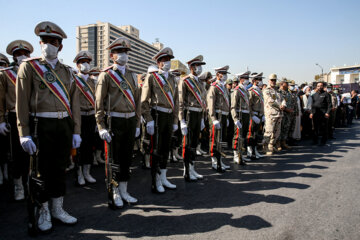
[{"xmin": 1, "ymin": 122, "xmax": 360, "ymax": 240}]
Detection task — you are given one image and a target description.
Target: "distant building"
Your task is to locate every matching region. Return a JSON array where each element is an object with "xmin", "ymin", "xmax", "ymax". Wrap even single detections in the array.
[
  {"xmin": 76, "ymin": 21, "xmax": 163, "ymax": 74},
  {"xmin": 328, "ymin": 65, "xmax": 360, "ymax": 84}
]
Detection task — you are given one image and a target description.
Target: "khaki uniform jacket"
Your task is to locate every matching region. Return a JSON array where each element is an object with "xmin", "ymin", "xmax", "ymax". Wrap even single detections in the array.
[
  {"xmin": 95, "ymin": 65, "xmax": 141, "ymax": 131},
  {"xmin": 141, "ymin": 71, "xmax": 178, "ymax": 124},
  {"xmin": 0, "ymin": 66, "xmax": 18, "ymax": 123},
  {"xmin": 263, "ymin": 86, "xmax": 286, "ymax": 118},
  {"xmin": 248, "ymin": 86, "xmax": 264, "ymax": 116},
  {"xmin": 16, "ymin": 57, "xmax": 81, "ymax": 136},
  {"xmin": 77, "ymin": 74, "xmax": 96, "ymax": 112},
  {"xmin": 207, "ymin": 80, "xmax": 230, "ymax": 122},
  {"xmin": 178, "ymin": 74, "xmax": 206, "ymax": 121},
  {"xmin": 231, "ymin": 84, "xmax": 252, "ymax": 122}
]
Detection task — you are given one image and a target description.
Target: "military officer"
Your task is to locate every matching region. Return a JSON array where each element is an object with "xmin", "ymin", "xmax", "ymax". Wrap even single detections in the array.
[
  {"xmin": 95, "ymin": 37, "xmax": 140, "ymax": 207},
  {"xmin": 248, "ymin": 72, "xmax": 265, "ymax": 159},
  {"xmin": 178, "ymin": 55, "xmax": 207, "ymax": 181},
  {"xmin": 73, "ymin": 51, "xmax": 97, "ymax": 186},
  {"xmin": 0, "ymin": 40, "xmax": 33, "ymax": 201},
  {"xmin": 141, "ymin": 47, "xmax": 178, "ymax": 193},
  {"xmin": 16, "ymin": 21, "xmax": 81, "ymax": 232},
  {"xmin": 231, "ymin": 71, "xmax": 252, "ymax": 163},
  {"xmin": 207, "ymin": 65, "xmax": 231, "ymax": 172},
  {"xmin": 279, "ymin": 80, "xmax": 295, "ymax": 149},
  {"xmin": 263, "ymin": 74, "xmax": 286, "ymax": 155}
]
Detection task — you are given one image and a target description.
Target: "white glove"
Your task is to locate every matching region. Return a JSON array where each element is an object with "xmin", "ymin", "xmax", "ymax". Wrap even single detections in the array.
[
  {"xmin": 99, "ymin": 129, "xmax": 112, "ymax": 143},
  {"xmin": 72, "ymin": 134, "xmax": 82, "ymax": 149},
  {"xmin": 252, "ymin": 115, "xmax": 260, "ymax": 124},
  {"xmin": 227, "ymin": 119, "xmax": 229, "ymax": 127},
  {"xmin": 146, "ymin": 121, "xmax": 154, "ymax": 135},
  {"xmin": 213, "ymin": 120, "xmax": 221, "ymax": 129},
  {"xmin": 235, "ymin": 120, "xmax": 242, "ymax": 129},
  {"xmin": 172, "ymin": 124, "xmax": 178, "ymax": 132},
  {"xmin": 200, "ymin": 118, "xmax": 205, "ymax": 131},
  {"xmin": 135, "ymin": 128, "xmax": 140, "ymax": 138},
  {"xmin": 262, "ymin": 115, "xmax": 266, "ymax": 123},
  {"xmin": 0, "ymin": 122, "xmax": 10, "ymax": 136},
  {"xmin": 20, "ymin": 136, "xmax": 36, "ymax": 155},
  {"xmin": 180, "ymin": 119, "xmax": 188, "ymax": 136}
]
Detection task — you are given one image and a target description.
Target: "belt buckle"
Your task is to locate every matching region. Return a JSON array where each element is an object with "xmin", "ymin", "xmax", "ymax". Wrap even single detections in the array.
[{"xmin": 58, "ymin": 111, "xmax": 63, "ymax": 119}]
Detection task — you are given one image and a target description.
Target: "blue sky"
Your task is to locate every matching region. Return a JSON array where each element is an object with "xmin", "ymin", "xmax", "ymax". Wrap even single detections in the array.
[{"xmin": 1, "ymin": 0, "xmax": 359, "ymax": 83}]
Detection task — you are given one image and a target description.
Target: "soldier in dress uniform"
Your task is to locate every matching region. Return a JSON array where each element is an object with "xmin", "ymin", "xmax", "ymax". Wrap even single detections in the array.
[
  {"xmin": 279, "ymin": 80, "xmax": 295, "ymax": 149},
  {"xmin": 141, "ymin": 47, "xmax": 178, "ymax": 193},
  {"xmin": 247, "ymin": 72, "xmax": 265, "ymax": 159},
  {"xmin": 178, "ymin": 55, "xmax": 207, "ymax": 181},
  {"xmin": 230, "ymin": 71, "xmax": 252, "ymax": 163},
  {"xmin": 0, "ymin": 53, "xmax": 10, "ymax": 186},
  {"xmin": 263, "ymin": 74, "xmax": 286, "ymax": 155},
  {"xmin": 73, "ymin": 51, "xmax": 97, "ymax": 186},
  {"xmin": 16, "ymin": 21, "xmax": 81, "ymax": 232},
  {"xmin": 0, "ymin": 40, "xmax": 33, "ymax": 201},
  {"xmin": 168, "ymin": 68, "xmax": 183, "ymax": 162},
  {"xmin": 207, "ymin": 65, "xmax": 231, "ymax": 172},
  {"xmin": 95, "ymin": 37, "xmax": 140, "ymax": 207}
]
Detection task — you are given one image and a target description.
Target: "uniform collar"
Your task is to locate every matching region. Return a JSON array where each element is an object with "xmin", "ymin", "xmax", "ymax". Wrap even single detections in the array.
[
  {"xmin": 158, "ymin": 69, "xmax": 169, "ymax": 79},
  {"xmin": 79, "ymin": 73, "xmax": 89, "ymax": 81},
  {"xmin": 41, "ymin": 55, "xmax": 58, "ymax": 69},
  {"xmin": 114, "ymin": 64, "xmax": 126, "ymax": 75},
  {"xmin": 189, "ymin": 74, "xmax": 199, "ymax": 82}
]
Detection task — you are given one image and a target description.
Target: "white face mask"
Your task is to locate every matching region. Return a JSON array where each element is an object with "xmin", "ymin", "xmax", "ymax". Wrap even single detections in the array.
[
  {"xmin": 326, "ymin": 88, "xmax": 331, "ymax": 92},
  {"xmin": 80, "ymin": 62, "xmax": 91, "ymax": 73},
  {"xmin": 162, "ymin": 61, "xmax": 171, "ymax": 72},
  {"xmin": 289, "ymin": 86, "xmax": 295, "ymax": 91},
  {"xmin": 41, "ymin": 43, "xmax": 59, "ymax": 60},
  {"xmin": 175, "ymin": 76, "xmax": 180, "ymax": 83},
  {"xmin": 116, "ymin": 52, "xmax": 128, "ymax": 66},
  {"xmin": 195, "ymin": 65, "xmax": 202, "ymax": 76},
  {"xmin": 0, "ymin": 66, "xmax": 4, "ymax": 70},
  {"xmin": 258, "ymin": 81, "xmax": 263, "ymax": 87},
  {"xmin": 221, "ymin": 74, "xmax": 227, "ymax": 82},
  {"xmin": 243, "ymin": 80, "xmax": 249, "ymax": 86},
  {"xmin": 16, "ymin": 55, "xmax": 28, "ymax": 65}
]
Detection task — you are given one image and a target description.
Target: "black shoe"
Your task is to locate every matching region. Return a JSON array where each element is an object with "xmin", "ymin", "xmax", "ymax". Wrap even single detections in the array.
[{"xmin": 216, "ymin": 165, "xmax": 225, "ymax": 173}]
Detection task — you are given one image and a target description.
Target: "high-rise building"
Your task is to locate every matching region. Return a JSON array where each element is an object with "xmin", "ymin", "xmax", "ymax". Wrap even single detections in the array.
[{"xmin": 76, "ymin": 21, "xmax": 163, "ymax": 74}]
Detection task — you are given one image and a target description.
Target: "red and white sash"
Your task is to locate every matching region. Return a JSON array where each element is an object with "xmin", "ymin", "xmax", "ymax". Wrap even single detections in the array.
[
  {"xmin": 235, "ymin": 86, "xmax": 249, "ymax": 106},
  {"xmin": 251, "ymin": 87, "xmax": 264, "ymax": 105},
  {"xmin": 3, "ymin": 68, "xmax": 17, "ymax": 86},
  {"xmin": 73, "ymin": 74, "xmax": 95, "ymax": 108},
  {"xmin": 152, "ymin": 72, "xmax": 174, "ymax": 110},
  {"xmin": 28, "ymin": 59, "xmax": 72, "ymax": 118},
  {"xmin": 107, "ymin": 69, "xmax": 136, "ymax": 110},
  {"xmin": 184, "ymin": 77, "xmax": 206, "ymax": 110},
  {"xmin": 214, "ymin": 83, "xmax": 229, "ymax": 107}
]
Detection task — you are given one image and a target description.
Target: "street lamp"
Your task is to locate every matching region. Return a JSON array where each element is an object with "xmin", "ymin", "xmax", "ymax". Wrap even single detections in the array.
[{"xmin": 315, "ymin": 63, "xmax": 324, "ymax": 81}]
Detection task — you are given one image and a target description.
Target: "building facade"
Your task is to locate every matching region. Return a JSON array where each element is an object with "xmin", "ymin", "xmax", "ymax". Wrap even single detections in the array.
[
  {"xmin": 76, "ymin": 21, "xmax": 163, "ymax": 74},
  {"xmin": 328, "ymin": 65, "xmax": 360, "ymax": 84}
]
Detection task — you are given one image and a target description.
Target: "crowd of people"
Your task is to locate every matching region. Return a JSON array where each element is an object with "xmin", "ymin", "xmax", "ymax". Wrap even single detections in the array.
[{"xmin": 0, "ymin": 21, "xmax": 359, "ymax": 235}]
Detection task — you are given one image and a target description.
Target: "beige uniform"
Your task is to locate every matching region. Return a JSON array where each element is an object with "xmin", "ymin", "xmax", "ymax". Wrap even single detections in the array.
[
  {"xmin": 141, "ymin": 70, "xmax": 179, "ymax": 124},
  {"xmin": 16, "ymin": 57, "xmax": 81, "ymax": 136},
  {"xmin": 263, "ymin": 86, "xmax": 285, "ymax": 145},
  {"xmin": 178, "ymin": 74, "xmax": 206, "ymax": 121},
  {"xmin": 0, "ymin": 66, "xmax": 18, "ymax": 122},
  {"xmin": 78, "ymin": 74, "xmax": 96, "ymax": 112},
  {"xmin": 95, "ymin": 64, "xmax": 141, "ymax": 130},
  {"xmin": 207, "ymin": 80, "xmax": 230, "ymax": 122}
]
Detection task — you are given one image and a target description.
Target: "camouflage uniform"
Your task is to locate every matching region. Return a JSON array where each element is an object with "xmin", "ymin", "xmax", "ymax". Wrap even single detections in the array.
[
  {"xmin": 279, "ymin": 89, "xmax": 295, "ymax": 141},
  {"xmin": 288, "ymin": 91, "xmax": 299, "ymax": 139}
]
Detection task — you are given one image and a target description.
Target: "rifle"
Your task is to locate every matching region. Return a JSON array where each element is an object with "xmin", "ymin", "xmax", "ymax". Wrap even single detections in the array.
[
  {"xmin": 72, "ymin": 148, "xmax": 80, "ymax": 185},
  {"xmin": 105, "ymin": 95, "xmax": 119, "ymax": 209},
  {"xmin": 27, "ymin": 91, "xmax": 45, "ymax": 236},
  {"xmin": 215, "ymin": 95, "xmax": 225, "ymax": 172},
  {"xmin": 183, "ymin": 108, "xmax": 194, "ymax": 181},
  {"xmin": 237, "ymin": 103, "xmax": 244, "ymax": 165},
  {"xmin": 151, "ymin": 104, "xmax": 161, "ymax": 190}
]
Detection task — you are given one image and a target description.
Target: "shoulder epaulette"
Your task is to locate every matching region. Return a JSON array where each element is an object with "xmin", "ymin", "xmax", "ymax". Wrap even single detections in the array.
[
  {"xmin": 101, "ymin": 65, "xmax": 113, "ymax": 72},
  {"xmin": 211, "ymin": 82, "xmax": 217, "ymax": 86},
  {"xmin": 0, "ymin": 66, "xmax": 14, "ymax": 72},
  {"xmin": 23, "ymin": 57, "xmax": 41, "ymax": 62}
]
